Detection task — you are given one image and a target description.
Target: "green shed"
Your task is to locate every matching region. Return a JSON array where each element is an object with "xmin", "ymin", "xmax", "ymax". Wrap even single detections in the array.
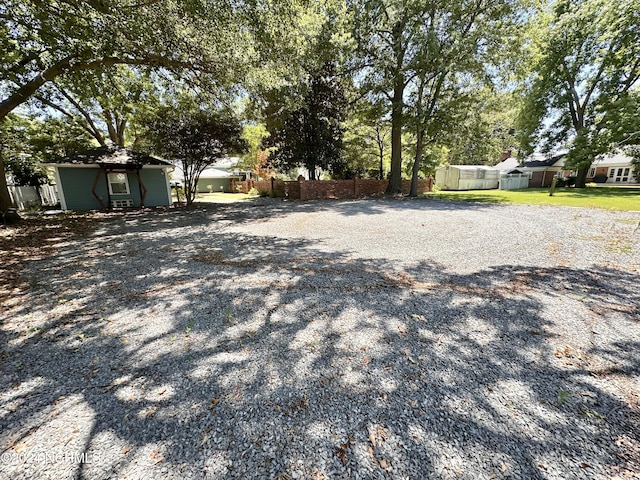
[{"xmin": 43, "ymin": 146, "xmax": 173, "ymax": 211}]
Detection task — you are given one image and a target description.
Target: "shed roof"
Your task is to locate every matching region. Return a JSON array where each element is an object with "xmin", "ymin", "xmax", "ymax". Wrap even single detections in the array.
[
  {"xmin": 45, "ymin": 146, "xmax": 172, "ymax": 167},
  {"xmin": 440, "ymin": 165, "xmax": 497, "ymax": 170}
]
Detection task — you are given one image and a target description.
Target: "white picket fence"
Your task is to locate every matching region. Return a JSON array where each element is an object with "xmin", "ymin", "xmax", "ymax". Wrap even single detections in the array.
[{"xmin": 8, "ymin": 185, "xmax": 59, "ymax": 211}]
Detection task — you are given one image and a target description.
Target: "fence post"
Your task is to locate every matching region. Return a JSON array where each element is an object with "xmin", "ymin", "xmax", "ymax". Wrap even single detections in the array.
[
  {"xmin": 270, "ymin": 177, "xmax": 275, "ymax": 193},
  {"xmin": 298, "ymin": 176, "xmax": 306, "ymax": 201}
]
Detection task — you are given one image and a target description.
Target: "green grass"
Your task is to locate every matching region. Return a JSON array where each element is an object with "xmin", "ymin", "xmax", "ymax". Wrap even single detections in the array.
[{"xmin": 425, "ymin": 187, "xmax": 640, "ymax": 211}]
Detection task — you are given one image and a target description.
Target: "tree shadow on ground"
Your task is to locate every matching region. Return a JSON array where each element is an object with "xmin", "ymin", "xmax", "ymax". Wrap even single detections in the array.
[
  {"xmin": 1, "ymin": 208, "xmax": 639, "ymax": 480},
  {"xmin": 186, "ymin": 195, "xmax": 504, "ymax": 224}
]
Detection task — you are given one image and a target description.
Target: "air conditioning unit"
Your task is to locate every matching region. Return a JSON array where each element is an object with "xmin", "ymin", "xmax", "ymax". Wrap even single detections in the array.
[{"xmin": 111, "ymin": 199, "xmax": 134, "ymax": 208}]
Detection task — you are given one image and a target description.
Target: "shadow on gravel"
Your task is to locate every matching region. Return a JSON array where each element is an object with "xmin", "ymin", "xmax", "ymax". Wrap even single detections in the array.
[
  {"xmin": 1, "ymin": 207, "xmax": 639, "ymax": 480},
  {"xmin": 185, "ymin": 195, "xmax": 503, "ymax": 226}
]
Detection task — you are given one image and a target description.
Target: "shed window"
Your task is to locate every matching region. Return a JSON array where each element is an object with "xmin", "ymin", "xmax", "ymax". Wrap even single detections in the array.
[{"xmin": 108, "ymin": 172, "xmax": 130, "ymax": 195}]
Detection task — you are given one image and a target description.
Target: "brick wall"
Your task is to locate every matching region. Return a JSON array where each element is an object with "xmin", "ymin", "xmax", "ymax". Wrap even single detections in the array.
[
  {"xmin": 230, "ymin": 177, "xmax": 434, "ymax": 200},
  {"xmin": 587, "ymin": 167, "xmax": 609, "ymax": 182}
]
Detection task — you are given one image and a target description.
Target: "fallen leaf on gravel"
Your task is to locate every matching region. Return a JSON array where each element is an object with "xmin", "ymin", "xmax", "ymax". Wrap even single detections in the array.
[
  {"xmin": 121, "ymin": 446, "xmax": 131, "ymax": 455},
  {"xmin": 150, "ymin": 449, "xmax": 164, "ymax": 464},
  {"xmin": 379, "ymin": 458, "xmax": 389, "ymax": 469},
  {"xmin": 15, "ymin": 443, "xmax": 29, "ymax": 453},
  {"xmin": 157, "ymin": 388, "xmax": 166, "ymax": 396},
  {"xmin": 335, "ymin": 440, "xmax": 350, "ymax": 466},
  {"xmin": 362, "ymin": 357, "xmax": 370, "ymax": 365},
  {"xmin": 367, "ymin": 446, "xmax": 375, "ymax": 459}
]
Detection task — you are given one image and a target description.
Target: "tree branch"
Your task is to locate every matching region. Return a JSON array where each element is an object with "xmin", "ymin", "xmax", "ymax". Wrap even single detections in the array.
[
  {"xmin": 54, "ymin": 85, "xmax": 107, "ymax": 145},
  {"xmin": 0, "ymin": 54, "xmax": 204, "ymax": 122}
]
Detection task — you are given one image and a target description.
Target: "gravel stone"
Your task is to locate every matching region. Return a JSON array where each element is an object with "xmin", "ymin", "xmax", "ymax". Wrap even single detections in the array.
[{"xmin": 1, "ymin": 198, "xmax": 639, "ymax": 479}]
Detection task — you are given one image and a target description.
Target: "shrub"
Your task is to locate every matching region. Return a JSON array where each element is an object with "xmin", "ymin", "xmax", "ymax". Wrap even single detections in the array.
[
  {"xmin": 248, "ymin": 187, "xmax": 259, "ymax": 195},
  {"xmin": 555, "ymin": 176, "xmax": 567, "ymax": 187},
  {"xmin": 593, "ymin": 173, "xmax": 608, "ymax": 183}
]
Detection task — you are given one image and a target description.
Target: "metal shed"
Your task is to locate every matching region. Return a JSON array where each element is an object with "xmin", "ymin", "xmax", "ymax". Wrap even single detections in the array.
[{"xmin": 435, "ymin": 165, "xmax": 500, "ymax": 190}]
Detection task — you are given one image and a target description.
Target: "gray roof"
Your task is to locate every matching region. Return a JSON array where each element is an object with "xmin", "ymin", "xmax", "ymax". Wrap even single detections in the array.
[
  {"xmin": 494, "ymin": 157, "xmax": 522, "ymax": 171},
  {"xmin": 522, "ymin": 153, "xmax": 565, "ymax": 168},
  {"xmin": 46, "ymin": 146, "xmax": 172, "ymax": 167}
]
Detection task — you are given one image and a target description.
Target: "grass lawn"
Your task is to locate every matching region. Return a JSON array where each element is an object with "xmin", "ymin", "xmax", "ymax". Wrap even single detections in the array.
[{"xmin": 426, "ymin": 186, "xmax": 640, "ymax": 211}]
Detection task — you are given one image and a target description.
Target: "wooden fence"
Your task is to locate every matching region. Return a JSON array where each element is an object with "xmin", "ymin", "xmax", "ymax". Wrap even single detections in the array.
[
  {"xmin": 8, "ymin": 185, "xmax": 59, "ymax": 211},
  {"xmin": 231, "ymin": 177, "xmax": 434, "ymax": 200}
]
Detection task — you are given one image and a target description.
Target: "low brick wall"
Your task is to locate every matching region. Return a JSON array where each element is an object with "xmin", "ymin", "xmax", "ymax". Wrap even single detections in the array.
[{"xmin": 230, "ymin": 177, "xmax": 433, "ymax": 200}]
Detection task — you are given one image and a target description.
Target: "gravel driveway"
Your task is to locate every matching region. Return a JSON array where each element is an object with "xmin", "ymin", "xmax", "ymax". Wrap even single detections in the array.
[{"xmin": 1, "ymin": 198, "xmax": 639, "ymax": 479}]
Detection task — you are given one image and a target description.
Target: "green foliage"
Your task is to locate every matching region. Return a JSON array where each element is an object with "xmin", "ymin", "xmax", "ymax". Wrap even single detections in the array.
[
  {"xmin": 263, "ymin": 62, "xmax": 347, "ymax": 180},
  {"xmin": 0, "ymin": 113, "xmax": 94, "ymax": 186},
  {"xmin": 349, "ymin": 0, "xmax": 526, "ymax": 192},
  {"xmin": 627, "ymin": 146, "xmax": 640, "ymax": 182},
  {"xmin": 343, "ymin": 101, "xmax": 391, "ymax": 179},
  {"xmin": 35, "ymin": 66, "xmax": 163, "ymax": 148},
  {"xmin": 444, "ymin": 90, "xmax": 520, "ymax": 165},
  {"xmin": 144, "ymin": 103, "xmax": 248, "ymax": 205},
  {"xmin": 518, "ymin": 0, "xmax": 640, "ymax": 186},
  {"xmin": 237, "ymin": 124, "xmax": 272, "ymax": 180}
]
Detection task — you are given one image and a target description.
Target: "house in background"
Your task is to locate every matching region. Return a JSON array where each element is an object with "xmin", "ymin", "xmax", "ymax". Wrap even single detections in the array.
[
  {"xmin": 43, "ymin": 146, "xmax": 173, "ymax": 211},
  {"xmin": 173, "ymin": 157, "xmax": 251, "ymax": 193},
  {"xmin": 587, "ymin": 152, "xmax": 638, "ymax": 184},
  {"xmin": 493, "ymin": 156, "xmax": 521, "ymax": 173},
  {"xmin": 520, "ymin": 153, "xmax": 567, "ymax": 187},
  {"xmin": 195, "ymin": 167, "xmax": 243, "ymax": 193}
]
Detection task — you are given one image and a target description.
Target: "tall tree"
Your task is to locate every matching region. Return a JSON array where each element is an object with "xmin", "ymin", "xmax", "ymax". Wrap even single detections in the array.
[
  {"xmin": 144, "ymin": 105, "xmax": 247, "ymax": 205},
  {"xmin": 518, "ymin": 0, "xmax": 640, "ymax": 187},
  {"xmin": 264, "ymin": 62, "xmax": 347, "ymax": 180},
  {"xmin": 343, "ymin": 101, "xmax": 391, "ymax": 179},
  {"xmin": 351, "ymin": 0, "xmax": 522, "ymax": 194},
  {"xmin": 0, "ymin": 0, "xmax": 309, "ymax": 216},
  {"xmin": 34, "ymin": 66, "xmax": 161, "ymax": 148}
]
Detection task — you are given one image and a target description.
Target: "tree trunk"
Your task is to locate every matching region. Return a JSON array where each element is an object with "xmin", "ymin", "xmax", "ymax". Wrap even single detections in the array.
[
  {"xmin": 377, "ymin": 126, "xmax": 385, "ymax": 180},
  {"xmin": 575, "ymin": 166, "xmax": 589, "ymax": 188},
  {"xmin": 410, "ymin": 129, "xmax": 424, "ymax": 197},
  {"xmin": 387, "ymin": 79, "xmax": 404, "ymax": 194},
  {"xmin": 0, "ymin": 153, "xmax": 20, "ymax": 223}
]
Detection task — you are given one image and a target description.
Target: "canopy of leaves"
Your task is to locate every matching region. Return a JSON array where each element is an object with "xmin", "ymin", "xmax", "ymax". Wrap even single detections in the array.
[
  {"xmin": 349, "ymin": 0, "xmax": 525, "ymax": 191},
  {"xmin": 517, "ymin": 0, "xmax": 640, "ymax": 184},
  {"xmin": 263, "ymin": 63, "xmax": 348, "ymax": 180},
  {"xmin": 144, "ymin": 104, "xmax": 247, "ymax": 204},
  {"xmin": 1, "ymin": 114, "xmax": 94, "ymax": 186}
]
